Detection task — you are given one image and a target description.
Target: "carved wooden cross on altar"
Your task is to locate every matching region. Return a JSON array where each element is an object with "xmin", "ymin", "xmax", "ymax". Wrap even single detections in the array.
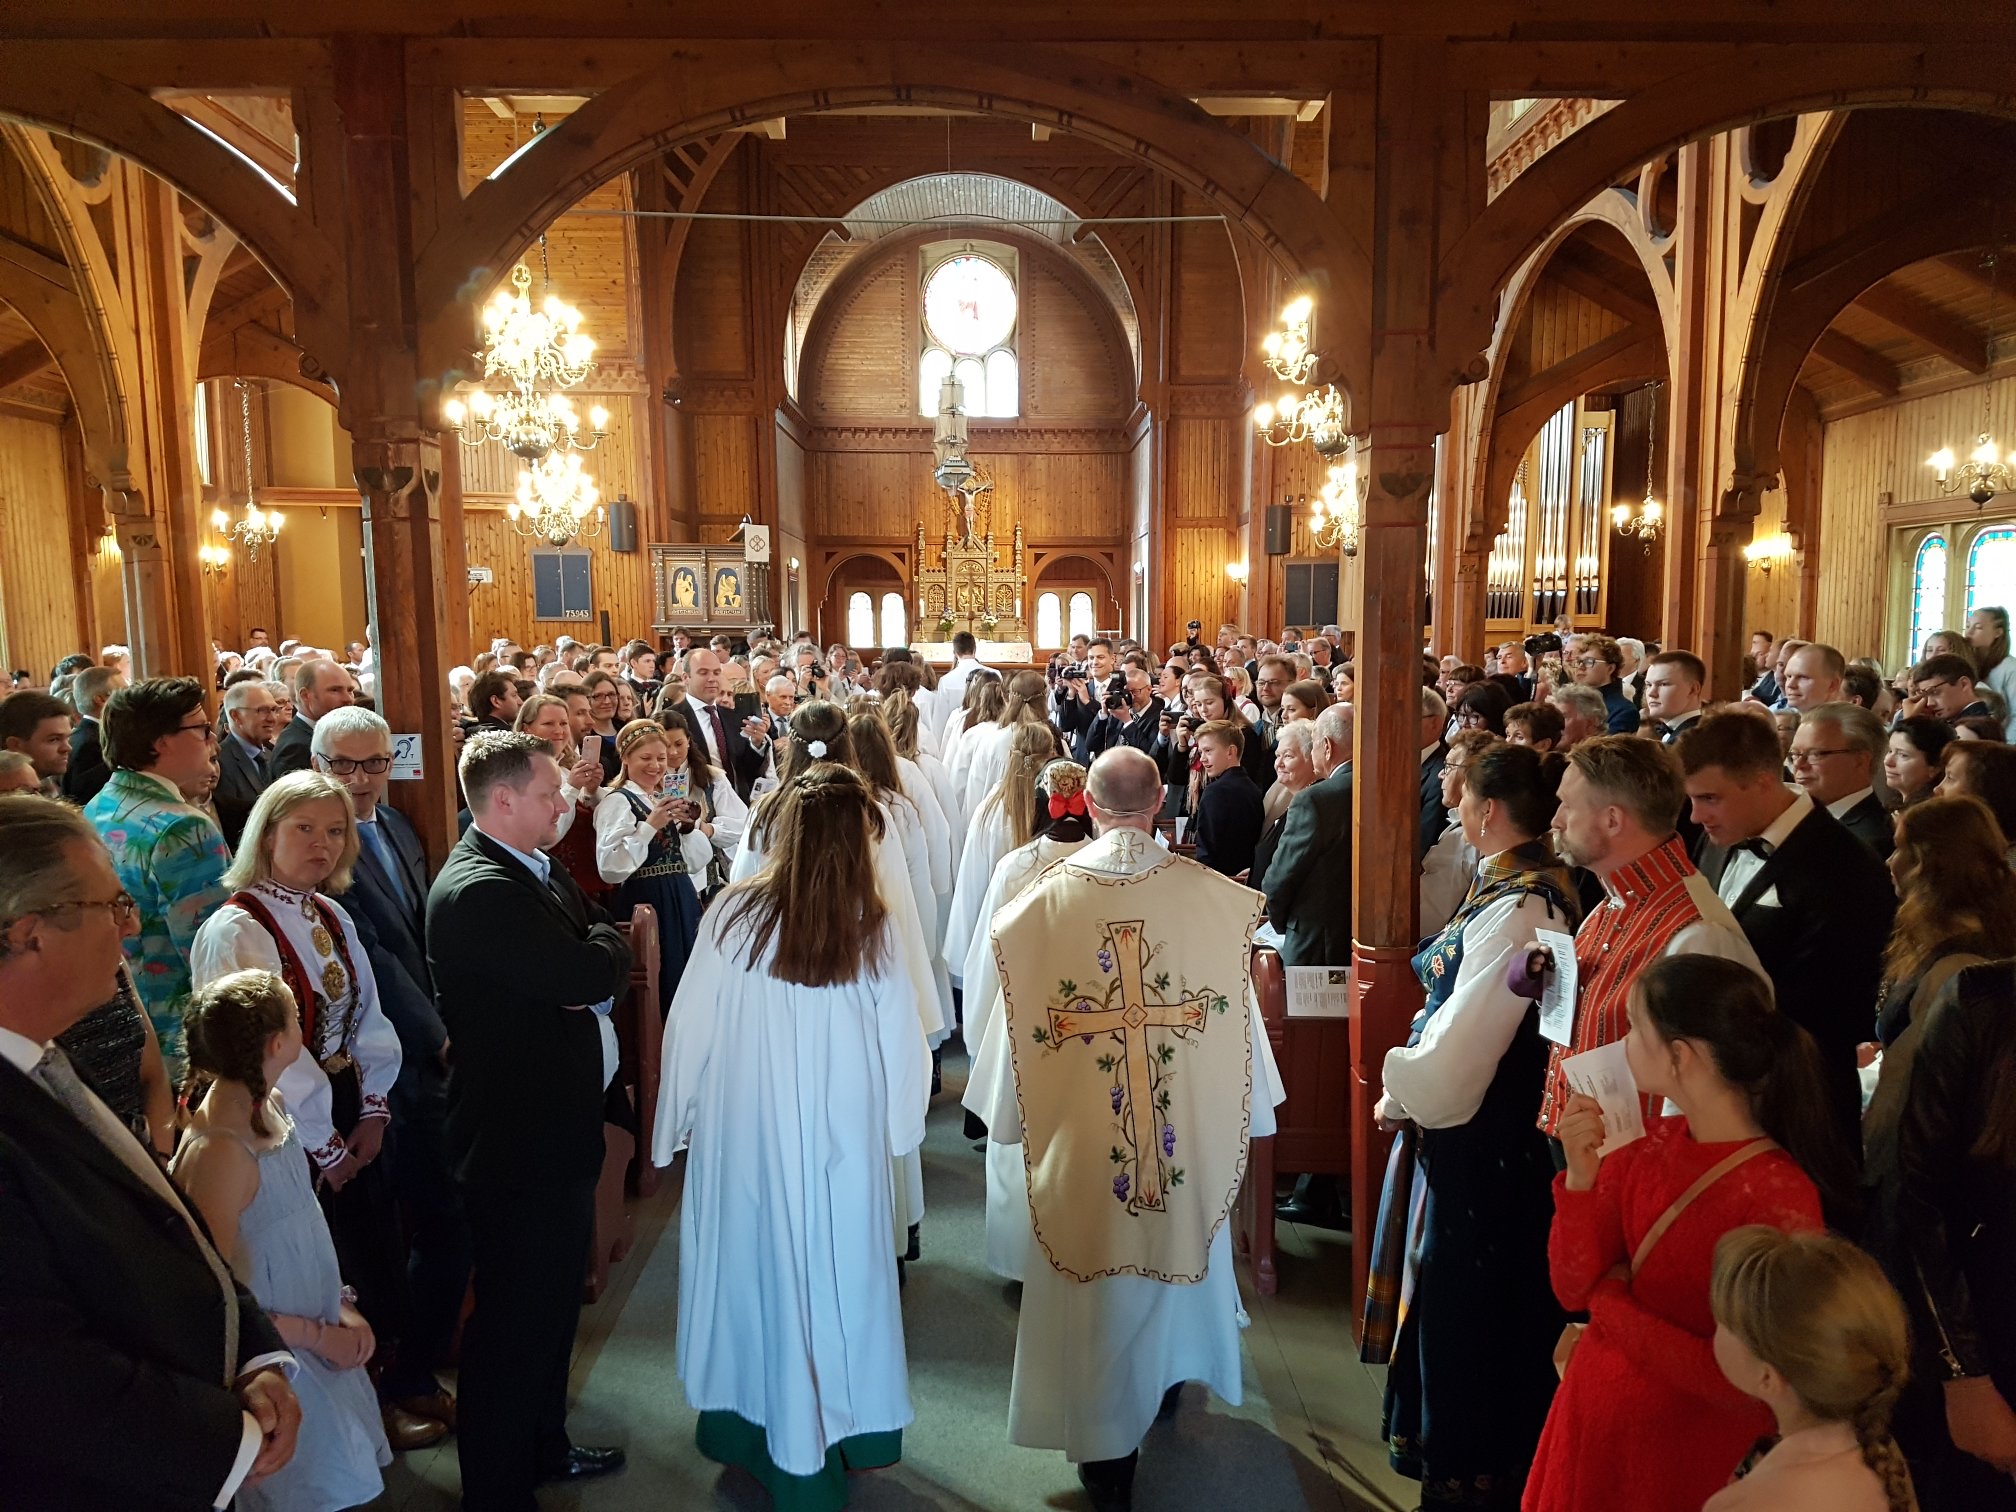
[{"xmin": 1048, "ymin": 919, "xmax": 1211, "ymax": 1214}]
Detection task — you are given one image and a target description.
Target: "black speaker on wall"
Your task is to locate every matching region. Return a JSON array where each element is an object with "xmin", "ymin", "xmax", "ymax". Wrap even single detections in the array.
[
  {"xmin": 1264, "ymin": 503, "xmax": 1293, "ymax": 557},
  {"xmin": 607, "ymin": 494, "xmax": 638, "ymax": 554}
]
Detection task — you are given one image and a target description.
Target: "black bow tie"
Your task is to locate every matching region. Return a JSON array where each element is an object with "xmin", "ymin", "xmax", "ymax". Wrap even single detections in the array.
[{"xmin": 1732, "ymin": 837, "xmax": 1773, "ymax": 860}]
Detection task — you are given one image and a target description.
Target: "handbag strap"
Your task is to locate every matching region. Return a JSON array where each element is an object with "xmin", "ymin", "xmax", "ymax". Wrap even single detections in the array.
[
  {"xmin": 1629, "ymin": 1138, "xmax": 1779, "ymax": 1277},
  {"xmin": 1908, "ymin": 952, "xmax": 1983, "ymax": 1024}
]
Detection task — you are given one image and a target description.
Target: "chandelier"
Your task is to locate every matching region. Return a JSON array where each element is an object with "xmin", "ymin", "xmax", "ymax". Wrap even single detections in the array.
[
  {"xmin": 211, "ymin": 379, "xmax": 282, "ymax": 560},
  {"xmin": 443, "ymin": 260, "xmax": 606, "ymax": 460},
  {"xmin": 1254, "ymin": 384, "xmax": 1352, "ymax": 458},
  {"xmin": 1261, "ymin": 295, "xmax": 1318, "ymax": 385},
  {"xmin": 1611, "ymin": 382, "xmax": 1665, "ymax": 548},
  {"xmin": 1309, "ymin": 443, "xmax": 1367, "ymax": 557},
  {"xmin": 1928, "ymin": 249, "xmax": 2012, "ymax": 507},
  {"xmin": 507, "ymin": 452, "xmax": 605, "ymax": 547},
  {"xmin": 931, "ymin": 371, "xmax": 974, "ymax": 493}
]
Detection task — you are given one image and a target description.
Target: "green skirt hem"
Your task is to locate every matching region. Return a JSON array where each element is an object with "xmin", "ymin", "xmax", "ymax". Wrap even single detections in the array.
[{"xmin": 696, "ymin": 1409, "xmax": 902, "ymax": 1512}]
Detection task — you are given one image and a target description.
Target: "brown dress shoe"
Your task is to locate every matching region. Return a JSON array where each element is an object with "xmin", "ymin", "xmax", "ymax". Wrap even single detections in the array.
[
  {"xmin": 381, "ymin": 1404, "xmax": 449, "ymax": 1452},
  {"xmin": 390, "ymin": 1390, "xmax": 457, "ymax": 1432}
]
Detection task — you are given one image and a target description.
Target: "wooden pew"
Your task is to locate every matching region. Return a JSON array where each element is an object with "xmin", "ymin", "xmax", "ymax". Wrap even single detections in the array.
[{"xmin": 584, "ymin": 904, "xmax": 660, "ymax": 1302}]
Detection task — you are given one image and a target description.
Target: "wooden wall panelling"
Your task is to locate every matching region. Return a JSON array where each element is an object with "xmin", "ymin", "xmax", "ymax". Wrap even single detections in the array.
[
  {"xmin": 677, "ymin": 148, "xmax": 755, "ymax": 381},
  {"xmin": 461, "ymin": 506, "xmax": 654, "ymax": 653},
  {"xmin": 0, "ymin": 411, "xmax": 81, "ymax": 677},
  {"xmin": 1168, "ymin": 192, "xmax": 1244, "ymax": 383}
]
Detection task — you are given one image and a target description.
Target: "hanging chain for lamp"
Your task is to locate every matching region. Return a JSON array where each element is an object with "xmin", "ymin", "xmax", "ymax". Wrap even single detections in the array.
[
  {"xmin": 1928, "ymin": 246, "xmax": 2015, "ymax": 507},
  {"xmin": 210, "ymin": 379, "xmax": 282, "ymax": 561},
  {"xmin": 1612, "ymin": 381, "xmax": 1665, "ymax": 548}
]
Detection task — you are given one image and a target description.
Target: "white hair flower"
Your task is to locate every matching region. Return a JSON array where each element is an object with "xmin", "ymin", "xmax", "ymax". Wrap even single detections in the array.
[{"xmin": 807, "ymin": 739, "xmax": 828, "ymax": 758}]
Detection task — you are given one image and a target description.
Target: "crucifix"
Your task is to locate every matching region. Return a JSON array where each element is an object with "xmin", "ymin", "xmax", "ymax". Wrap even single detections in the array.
[{"xmin": 1048, "ymin": 919, "xmax": 1211, "ymax": 1214}]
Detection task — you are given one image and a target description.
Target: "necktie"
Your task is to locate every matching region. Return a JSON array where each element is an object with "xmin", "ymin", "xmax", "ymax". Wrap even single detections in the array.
[
  {"xmin": 359, "ymin": 820, "xmax": 408, "ymax": 908},
  {"xmin": 706, "ymin": 703, "xmax": 729, "ymax": 764},
  {"xmin": 33, "ymin": 1046, "xmax": 240, "ymax": 1385},
  {"xmin": 253, "ymin": 748, "xmax": 268, "ymax": 781}
]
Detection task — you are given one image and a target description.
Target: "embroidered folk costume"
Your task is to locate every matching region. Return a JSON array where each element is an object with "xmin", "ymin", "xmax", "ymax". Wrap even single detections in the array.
[{"xmin": 970, "ymin": 826, "xmax": 1285, "ymax": 1464}]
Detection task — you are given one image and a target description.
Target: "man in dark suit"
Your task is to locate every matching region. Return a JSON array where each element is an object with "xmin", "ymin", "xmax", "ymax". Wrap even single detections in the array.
[
  {"xmin": 271, "ymin": 657, "xmax": 357, "ymax": 775},
  {"xmin": 61, "ymin": 663, "xmax": 120, "ymax": 804},
  {"xmin": 1419, "ymin": 686, "xmax": 1449, "ymax": 859},
  {"xmin": 1789, "ymin": 702, "xmax": 1895, "ymax": 863},
  {"xmin": 0, "ymin": 795, "xmax": 300, "ymax": 1509},
  {"xmin": 1083, "ymin": 658, "xmax": 1165, "ymax": 762},
  {"xmin": 672, "ymin": 647, "xmax": 770, "ymax": 801},
  {"xmin": 215, "ymin": 676, "xmax": 283, "ymax": 847},
  {"xmin": 428, "ymin": 732, "xmax": 633, "ymax": 1511},
  {"xmin": 1680, "ymin": 711, "xmax": 1896, "ymax": 1149},
  {"xmin": 315, "ymin": 706, "xmax": 468, "ymax": 1433},
  {"xmin": 1265, "ymin": 703, "xmax": 1355, "ymax": 969}
]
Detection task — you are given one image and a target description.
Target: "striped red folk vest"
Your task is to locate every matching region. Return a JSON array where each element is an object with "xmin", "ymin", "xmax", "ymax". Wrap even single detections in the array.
[{"xmin": 1538, "ymin": 834, "xmax": 1708, "ymax": 1136}]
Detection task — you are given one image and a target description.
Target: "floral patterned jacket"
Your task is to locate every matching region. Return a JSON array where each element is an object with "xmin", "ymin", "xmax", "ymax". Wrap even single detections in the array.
[{"xmin": 84, "ymin": 767, "xmax": 231, "ymax": 1064}]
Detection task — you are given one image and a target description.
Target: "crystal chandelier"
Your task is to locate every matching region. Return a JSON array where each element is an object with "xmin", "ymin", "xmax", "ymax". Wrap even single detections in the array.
[
  {"xmin": 1309, "ymin": 443, "xmax": 1367, "ymax": 557},
  {"xmin": 931, "ymin": 371, "xmax": 974, "ymax": 493},
  {"xmin": 507, "ymin": 452, "xmax": 605, "ymax": 546},
  {"xmin": 211, "ymin": 379, "xmax": 282, "ymax": 560},
  {"xmin": 444, "ymin": 260, "xmax": 607, "ymax": 461},
  {"xmin": 1928, "ymin": 250, "xmax": 2012, "ymax": 507},
  {"xmin": 1612, "ymin": 382, "xmax": 1665, "ymax": 548},
  {"xmin": 1261, "ymin": 295, "xmax": 1317, "ymax": 385},
  {"xmin": 1254, "ymin": 384, "xmax": 1352, "ymax": 458}
]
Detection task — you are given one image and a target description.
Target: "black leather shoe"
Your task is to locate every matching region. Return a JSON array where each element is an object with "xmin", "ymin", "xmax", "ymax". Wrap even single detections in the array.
[
  {"xmin": 1077, "ymin": 1451, "xmax": 1137, "ymax": 1512},
  {"xmin": 539, "ymin": 1445, "xmax": 626, "ymax": 1483}
]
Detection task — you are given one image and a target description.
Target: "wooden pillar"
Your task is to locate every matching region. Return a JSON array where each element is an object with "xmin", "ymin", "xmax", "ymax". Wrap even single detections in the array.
[
  {"xmin": 324, "ymin": 36, "xmax": 460, "ymax": 860},
  {"xmin": 1349, "ymin": 36, "xmax": 1455, "ymax": 1322},
  {"xmin": 1441, "ymin": 384, "xmax": 1490, "ymax": 662},
  {"xmin": 438, "ymin": 431, "xmax": 472, "ymax": 667},
  {"xmin": 1662, "ymin": 144, "xmax": 1713, "ymax": 658}
]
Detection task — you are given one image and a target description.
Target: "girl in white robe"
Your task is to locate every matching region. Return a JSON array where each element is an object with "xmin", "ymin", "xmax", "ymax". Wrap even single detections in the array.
[
  {"xmin": 942, "ymin": 673, "xmax": 1007, "ymax": 818},
  {"xmin": 956, "ymin": 670, "xmax": 1053, "ymax": 820},
  {"xmin": 943, "ymin": 721, "xmax": 1060, "ymax": 985},
  {"xmin": 654, "ymin": 765, "xmax": 929, "ymax": 1512}
]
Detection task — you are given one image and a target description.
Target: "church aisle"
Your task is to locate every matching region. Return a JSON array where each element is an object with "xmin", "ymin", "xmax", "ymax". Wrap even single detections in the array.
[{"xmin": 382, "ymin": 1049, "xmax": 1416, "ymax": 1511}]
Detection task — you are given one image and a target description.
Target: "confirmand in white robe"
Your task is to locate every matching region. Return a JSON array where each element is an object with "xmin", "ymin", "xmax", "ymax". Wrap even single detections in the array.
[
  {"xmin": 652, "ymin": 909, "xmax": 930, "ymax": 1478},
  {"xmin": 957, "ymin": 832, "xmax": 1090, "ymax": 1281},
  {"xmin": 941, "ymin": 801, "xmax": 1015, "ymax": 985},
  {"xmin": 968, "ymin": 830, "xmax": 1286, "ymax": 1465},
  {"xmin": 956, "ymin": 721, "xmax": 1018, "ymax": 821},
  {"xmin": 896, "ymin": 758, "xmax": 955, "ymax": 1025}
]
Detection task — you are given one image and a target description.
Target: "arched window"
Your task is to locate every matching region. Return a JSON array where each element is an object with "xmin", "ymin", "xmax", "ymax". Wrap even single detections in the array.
[
  {"xmin": 918, "ymin": 251, "xmax": 1019, "ymax": 419},
  {"xmin": 847, "ymin": 591, "xmax": 874, "ymax": 648},
  {"xmin": 1067, "ymin": 592, "xmax": 1096, "ymax": 641},
  {"xmin": 1035, "ymin": 592, "xmax": 1063, "ymax": 649},
  {"xmin": 1911, "ymin": 534, "xmax": 1949, "ymax": 661},
  {"xmin": 879, "ymin": 593, "xmax": 907, "ymax": 649},
  {"xmin": 1966, "ymin": 526, "xmax": 2016, "ymax": 620}
]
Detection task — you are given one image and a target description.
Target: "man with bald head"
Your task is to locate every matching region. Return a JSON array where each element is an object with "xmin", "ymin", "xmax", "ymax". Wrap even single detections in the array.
[
  {"xmin": 968, "ymin": 744, "xmax": 1282, "ymax": 1512},
  {"xmin": 1265, "ymin": 701, "xmax": 1355, "ymax": 970},
  {"xmin": 669, "ymin": 647, "xmax": 772, "ymax": 801}
]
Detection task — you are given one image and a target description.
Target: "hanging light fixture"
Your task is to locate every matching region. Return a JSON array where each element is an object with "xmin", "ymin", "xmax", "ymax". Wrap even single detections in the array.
[
  {"xmin": 1260, "ymin": 295, "xmax": 1318, "ymax": 385},
  {"xmin": 931, "ymin": 371, "xmax": 974, "ymax": 494},
  {"xmin": 1612, "ymin": 381, "xmax": 1665, "ymax": 548},
  {"xmin": 211, "ymin": 379, "xmax": 282, "ymax": 560},
  {"xmin": 1254, "ymin": 384, "xmax": 1352, "ymax": 458},
  {"xmin": 443, "ymin": 260, "xmax": 607, "ymax": 460},
  {"xmin": 1928, "ymin": 248, "xmax": 2014, "ymax": 507},
  {"xmin": 1309, "ymin": 441, "xmax": 1368, "ymax": 557},
  {"xmin": 507, "ymin": 452, "xmax": 605, "ymax": 547}
]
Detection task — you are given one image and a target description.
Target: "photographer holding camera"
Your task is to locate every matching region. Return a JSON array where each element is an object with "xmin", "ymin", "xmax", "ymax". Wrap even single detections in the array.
[
  {"xmin": 1082, "ymin": 653, "xmax": 1165, "ymax": 762},
  {"xmin": 1053, "ymin": 638, "xmax": 1120, "ymax": 758}
]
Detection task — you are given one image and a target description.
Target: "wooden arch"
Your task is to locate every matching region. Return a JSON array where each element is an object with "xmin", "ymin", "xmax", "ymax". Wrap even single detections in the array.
[
  {"xmin": 415, "ymin": 42, "xmax": 1370, "ymax": 409},
  {"xmin": 0, "ymin": 53, "xmax": 343, "ymax": 353},
  {"xmin": 1436, "ymin": 44, "xmax": 2016, "ymax": 383}
]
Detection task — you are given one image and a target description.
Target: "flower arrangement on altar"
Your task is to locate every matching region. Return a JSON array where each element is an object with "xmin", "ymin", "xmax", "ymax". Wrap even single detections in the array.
[
  {"xmin": 979, "ymin": 613, "xmax": 999, "ymax": 633},
  {"xmin": 937, "ymin": 613, "xmax": 957, "ymax": 638}
]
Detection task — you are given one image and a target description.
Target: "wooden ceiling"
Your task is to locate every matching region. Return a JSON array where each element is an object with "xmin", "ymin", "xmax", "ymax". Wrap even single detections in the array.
[{"xmin": 1802, "ymin": 251, "xmax": 2016, "ymax": 418}]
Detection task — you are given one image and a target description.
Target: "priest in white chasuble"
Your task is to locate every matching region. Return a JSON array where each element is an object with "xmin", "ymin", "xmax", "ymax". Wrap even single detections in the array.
[{"xmin": 971, "ymin": 748, "xmax": 1285, "ymax": 1512}]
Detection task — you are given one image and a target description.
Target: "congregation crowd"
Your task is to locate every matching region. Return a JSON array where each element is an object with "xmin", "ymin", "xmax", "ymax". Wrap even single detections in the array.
[{"xmin": 0, "ymin": 604, "xmax": 2012, "ymax": 1512}]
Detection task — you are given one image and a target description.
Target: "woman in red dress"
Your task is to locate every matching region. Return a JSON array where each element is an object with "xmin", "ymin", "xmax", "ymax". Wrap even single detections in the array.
[{"xmin": 1522, "ymin": 955, "xmax": 1855, "ymax": 1512}]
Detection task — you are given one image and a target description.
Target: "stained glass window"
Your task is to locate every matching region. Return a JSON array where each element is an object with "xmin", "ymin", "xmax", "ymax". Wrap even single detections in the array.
[
  {"xmin": 1035, "ymin": 592, "xmax": 1062, "ymax": 648},
  {"xmin": 1911, "ymin": 534, "xmax": 1948, "ymax": 662},
  {"xmin": 879, "ymin": 593, "xmax": 907, "ymax": 649},
  {"xmin": 847, "ymin": 592, "xmax": 874, "ymax": 648},
  {"xmin": 919, "ymin": 253, "xmax": 1018, "ymax": 418},
  {"xmin": 1966, "ymin": 527, "xmax": 2016, "ymax": 620}
]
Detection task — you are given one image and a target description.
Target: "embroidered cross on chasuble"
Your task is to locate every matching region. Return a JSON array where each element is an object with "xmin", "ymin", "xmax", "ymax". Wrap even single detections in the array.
[{"xmin": 992, "ymin": 831, "xmax": 1262, "ymax": 1283}]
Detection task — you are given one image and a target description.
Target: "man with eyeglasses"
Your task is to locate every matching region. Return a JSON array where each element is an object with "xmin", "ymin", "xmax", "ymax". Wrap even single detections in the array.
[
  {"xmin": 215, "ymin": 676, "xmax": 285, "ymax": 847},
  {"xmin": 313, "ymin": 705, "xmax": 470, "ymax": 1437},
  {"xmin": 1790, "ymin": 702, "xmax": 1894, "ymax": 862},
  {"xmin": 81, "ymin": 676, "xmax": 230, "ymax": 1070},
  {"xmin": 1568, "ymin": 634, "xmax": 1639, "ymax": 734},
  {"xmin": 1907, "ymin": 652, "xmax": 1993, "ymax": 725}
]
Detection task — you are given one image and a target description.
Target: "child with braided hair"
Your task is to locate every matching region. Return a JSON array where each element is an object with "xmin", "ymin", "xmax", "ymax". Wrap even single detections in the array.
[{"xmin": 1706, "ymin": 1224, "xmax": 1917, "ymax": 1511}]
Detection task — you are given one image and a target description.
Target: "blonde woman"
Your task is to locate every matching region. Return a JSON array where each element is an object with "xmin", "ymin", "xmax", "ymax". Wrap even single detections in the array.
[
  {"xmin": 594, "ymin": 720, "xmax": 715, "ymax": 1009},
  {"xmin": 1706, "ymin": 1226, "xmax": 1916, "ymax": 1512},
  {"xmin": 957, "ymin": 669, "xmax": 1054, "ymax": 819},
  {"xmin": 943, "ymin": 721, "xmax": 1059, "ymax": 983},
  {"xmin": 514, "ymin": 692, "xmax": 605, "ymax": 845}
]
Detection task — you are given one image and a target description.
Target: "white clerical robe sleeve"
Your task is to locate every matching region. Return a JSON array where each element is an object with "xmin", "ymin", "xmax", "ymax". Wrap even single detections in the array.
[
  {"xmin": 333, "ymin": 905, "xmax": 402, "ymax": 1121},
  {"xmin": 1380, "ymin": 892, "xmax": 1559, "ymax": 1129},
  {"xmin": 1248, "ymin": 977, "xmax": 1286, "ymax": 1138},
  {"xmin": 653, "ymin": 915, "xmax": 727, "ymax": 1165}
]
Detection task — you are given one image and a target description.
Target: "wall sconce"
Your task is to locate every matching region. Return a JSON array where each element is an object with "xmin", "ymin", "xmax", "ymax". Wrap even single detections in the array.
[
  {"xmin": 1225, "ymin": 561, "xmax": 1249, "ymax": 583},
  {"xmin": 198, "ymin": 543, "xmax": 230, "ymax": 578},
  {"xmin": 1133, "ymin": 560, "xmax": 1145, "ymax": 579},
  {"xmin": 1743, "ymin": 535, "xmax": 1794, "ymax": 575},
  {"xmin": 787, "ymin": 556, "xmax": 800, "ymax": 573}
]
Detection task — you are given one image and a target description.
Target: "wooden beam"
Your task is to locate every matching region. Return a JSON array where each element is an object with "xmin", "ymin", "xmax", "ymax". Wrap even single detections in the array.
[
  {"xmin": 1544, "ymin": 248, "xmax": 1661, "ymax": 329},
  {"xmin": 1851, "ymin": 279, "xmax": 1989, "ymax": 373},
  {"xmin": 1497, "ymin": 325, "xmax": 1660, "ymax": 416},
  {"xmin": 0, "ymin": 337, "xmax": 53, "ymax": 393},
  {"xmin": 1812, "ymin": 330, "xmax": 1899, "ymax": 396}
]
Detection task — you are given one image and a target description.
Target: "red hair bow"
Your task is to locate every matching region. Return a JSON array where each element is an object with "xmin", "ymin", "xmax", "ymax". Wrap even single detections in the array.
[{"xmin": 1048, "ymin": 791, "xmax": 1087, "ymax": 819}]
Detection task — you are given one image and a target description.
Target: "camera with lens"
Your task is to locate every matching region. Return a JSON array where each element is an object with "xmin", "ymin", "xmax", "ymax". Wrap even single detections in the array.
[
  {"xmin": 1522, "ymin": 631, "xmax": 1564, "ymax": 658},
  {"xmin": 1062, "ymin": 663, "xmax": 1087, "ymax": 682}
]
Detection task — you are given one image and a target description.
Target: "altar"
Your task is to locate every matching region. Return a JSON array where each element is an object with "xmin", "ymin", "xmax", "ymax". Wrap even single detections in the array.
[
  {"xmin": 911, "ymin": 639, "xmax": 1035, "ymax": 666},
  {"xmin": 911, "ymin": 454, "xmax": 1030, "ymax": 644}
]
